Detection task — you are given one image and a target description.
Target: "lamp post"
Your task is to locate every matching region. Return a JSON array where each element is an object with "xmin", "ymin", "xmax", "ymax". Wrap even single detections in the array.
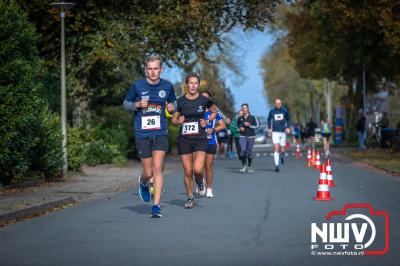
[{"xmin": 50, "ymin": 2, "xmax": 74, "ymax": 176}]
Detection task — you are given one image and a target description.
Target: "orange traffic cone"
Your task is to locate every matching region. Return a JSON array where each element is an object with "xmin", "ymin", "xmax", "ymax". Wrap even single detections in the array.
[
  {"xmin": 311, "ymin": 149, "xmax": 316, "ymax": 166},
  {"xmin": 326, "ymin": 159, "xmax": 335, "ymax": 187},
  {"xmin": 314, "ymin": 151, "xmax": 321, "ymax": 171},
  {"xmin": 314, "ymin": 164, "xmax": 333, "ymax": 201},
  {"xmin": 295, "ymin": 144, "xmax": 301, "ymax": 160},
  {"xmin": 307, "ymin": 149, "xmax": 312, "ymax": 167}
]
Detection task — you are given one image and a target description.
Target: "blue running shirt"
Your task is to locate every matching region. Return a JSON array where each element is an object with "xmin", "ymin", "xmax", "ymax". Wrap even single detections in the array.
[
  {"xmin": 124, "ymin": 78, "xmax": 176, "ymax": 139},
  {"xmin": 205, "ymin": 111, "xmax": 223, "ymax": 145}
]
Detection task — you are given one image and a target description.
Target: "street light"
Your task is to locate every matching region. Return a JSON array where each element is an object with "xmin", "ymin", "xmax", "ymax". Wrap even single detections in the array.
[{"xmin": 50, "ymin": 1, "xmax": 75, "ymax": 176}]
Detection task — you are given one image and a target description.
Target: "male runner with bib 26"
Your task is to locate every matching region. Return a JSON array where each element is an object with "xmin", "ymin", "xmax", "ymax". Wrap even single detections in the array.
[
  {"xmin": 123, "ymin": 54, "xmax": 176, "ymax": 218},
  {"xmin": 267, "ymin": 98, "xmax": 291, "ymax": 172}
]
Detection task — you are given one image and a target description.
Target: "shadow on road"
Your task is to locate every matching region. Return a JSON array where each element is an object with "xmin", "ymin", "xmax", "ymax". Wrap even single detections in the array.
[
  {"xmin": 121, "ymin": 204, "xmax": 150, "ymax": 215},
  {"xmin": 164, "ymin": 199, "xmax": 204, "ymax": 208}
]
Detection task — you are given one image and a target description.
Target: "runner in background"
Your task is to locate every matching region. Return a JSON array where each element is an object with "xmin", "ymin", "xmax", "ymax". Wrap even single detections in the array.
[
  {"xmin": 123, "ymin": 54, "xmax": 176, "ymax": 218},
  {"xmin": 306, "ymin": 118, "xmax": 317, "ymax": 149},
  {"xmin": 226, "ymin": 118, "xmax": 234, "ymax": 158},
  {"xmin": 237, "ymin": 103, "xmax": 259, "ymax": 173},
  {"xmin": 293, "ymin": 123, "xmax": 301, "ymax": 145},
  {"xmin": 217, "ymin": 127, "xmax": 228, "ymax": 157},
  {"xmin": 320, "ymin": 114, "xmax": 332, "ymax": 157},
  {"xmin": 229, "ymin": 111, "xmax": 242, "ymax": 159},
  {"xmin": 201, "ymin": 90, "xmax": 226, "ymax": 198},
  {"xmin": 267, "ymin": 98, "xmax": 291, "ymax": 172}
]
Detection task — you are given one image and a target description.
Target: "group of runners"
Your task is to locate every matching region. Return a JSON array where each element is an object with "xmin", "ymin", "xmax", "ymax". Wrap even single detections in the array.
[{"xmin": 124, "ymin": 55, "xmax": 291, "ymax": 218}]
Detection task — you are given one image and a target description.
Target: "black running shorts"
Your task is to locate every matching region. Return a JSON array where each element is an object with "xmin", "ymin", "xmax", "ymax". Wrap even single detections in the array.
[
  {"xmin": 206, "ymin": 144, "xmax": 217, "ymax": 155},
  {"xmin": 135, "ymin": 135, "xmax": 169, "ymax": 159},
  {"xmin": 177, "ymin": 136, "xmax": 208, "ymax": 155}
]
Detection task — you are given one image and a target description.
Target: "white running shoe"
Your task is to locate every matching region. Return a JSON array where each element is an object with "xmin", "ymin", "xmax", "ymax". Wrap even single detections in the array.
[
  {"xmin": 206, "ymin": 188, "xmax": 214, "ymax": 198},
  {"xmin": 246, "ymin": 167, "xmax": 254, "ymax": 173},
  {"xmin": 196, "ymin": 179, "xmax": 206, "ymax": 197},
  {"xmin": 240, "ymin": 166, "xmax": 247, "ymax": 173}
]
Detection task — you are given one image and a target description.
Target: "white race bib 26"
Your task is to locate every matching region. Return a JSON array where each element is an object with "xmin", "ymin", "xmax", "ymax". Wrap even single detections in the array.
[
  {"xmin": 182, "ymin": 122, "xmax": 199, "ymax": 135},
  {"xmin": 141, "ymin": 115, "xmax": 161, "ymax": 130}
]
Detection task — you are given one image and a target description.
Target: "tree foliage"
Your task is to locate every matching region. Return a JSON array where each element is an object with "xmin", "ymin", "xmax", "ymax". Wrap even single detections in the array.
[
  {"xmin": 17, "ymin": 0, "xmax": 278, "ymax": 125},
  {"xmin": 0, "ymin": 2, "xmax": 62, "ymax": 185},
  {"xmin": 284, "ymin": 0, "xmax": 400, "ymax": 84}
]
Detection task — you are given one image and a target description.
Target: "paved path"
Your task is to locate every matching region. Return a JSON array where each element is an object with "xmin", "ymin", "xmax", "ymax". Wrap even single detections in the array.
[{"xmin": 0, "ymin": 150, "xmax": 399, "ymax": 265}]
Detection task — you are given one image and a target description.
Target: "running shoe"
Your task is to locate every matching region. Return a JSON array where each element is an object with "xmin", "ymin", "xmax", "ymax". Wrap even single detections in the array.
[
  {"xmin": 240, "ymin": 166, "xmax": 247, "ymax": 173},
  {"xmin": 196, "ymin": 179, "xmax": 206, "ymax": 197},
  {"xmin": 150, "ymin": 205, "xmax": 162, "ymax": 218},
  {"xmin": 138, "ymin": 176, "xmax": 151, "ymax": 202},
  {"xmin": 280, "ymin": 153, "xmax": 285, "ymax": 165},
  {"xmin": 206, "ymin": 188, "xmax": 214, "ymax": 198},
  {"xmin": 184, "ymin": 196, "xmax": 195, "ymax": 209},
  {"xmin": 246, "ymin": 167, "xmax": 254, "ymax": 173},
  {"xmin": 275, "ymin": 165, "xmax": 279, "ymax": 172}
]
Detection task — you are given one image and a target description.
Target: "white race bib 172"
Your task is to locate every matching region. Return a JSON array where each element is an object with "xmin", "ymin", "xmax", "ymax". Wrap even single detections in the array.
[
  {"xmin": 141, "ymin": 115, "xmax": 161, "ymax": 130},
  {"xmin": 182, "ymin": 122, "xmax": 199, "ymax": 135}
]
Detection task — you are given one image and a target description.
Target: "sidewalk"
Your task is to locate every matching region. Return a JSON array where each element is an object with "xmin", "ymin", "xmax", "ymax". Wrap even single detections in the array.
[{"xmin": 0, "ymin": 160, "xmax": 179, "ymax": 226}]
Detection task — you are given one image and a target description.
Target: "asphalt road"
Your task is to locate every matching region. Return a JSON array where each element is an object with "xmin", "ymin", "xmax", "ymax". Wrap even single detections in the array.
[{"xmin": 0, "ymin": 149, "xmax": 399, "ymax": 266}]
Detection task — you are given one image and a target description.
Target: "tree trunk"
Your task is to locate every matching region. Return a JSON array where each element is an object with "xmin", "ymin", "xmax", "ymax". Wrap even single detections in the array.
[{"xmin": 71, "ymin": 78, "xmax": 90, "ymax": 127}]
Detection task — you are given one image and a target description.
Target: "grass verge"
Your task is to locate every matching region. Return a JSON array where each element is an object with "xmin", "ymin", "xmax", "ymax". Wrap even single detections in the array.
[{"xmin": 341, "ymin": 149, "xmax": 400, "ymax": 175}]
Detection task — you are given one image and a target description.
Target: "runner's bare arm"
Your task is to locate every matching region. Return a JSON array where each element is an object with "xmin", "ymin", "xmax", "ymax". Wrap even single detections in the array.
[
  {"xmin": 172, "ymin": 111, "xmax": 184, "ymax": 125},
  {"xmin": 166, "ymin": 101, "xmax": 176, "ymax": 114},
  {"xmin": 208, "ymin": 111, "xmax": 217, "ymax": 121},
  {"xmin": 214, "ymin": 119, "xmax": 226, "ymax": 132}
]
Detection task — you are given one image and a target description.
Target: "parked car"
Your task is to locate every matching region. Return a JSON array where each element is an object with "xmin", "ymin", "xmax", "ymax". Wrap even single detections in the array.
[{"xmin": 255, "ymin": 128, "xmax": 267, "ymax": 144}]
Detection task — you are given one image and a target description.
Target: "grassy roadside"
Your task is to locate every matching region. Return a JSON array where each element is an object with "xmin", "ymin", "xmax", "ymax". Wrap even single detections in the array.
[{"xmin": 339, "ymin": 148, "xmax": 400, "ymax": 175}]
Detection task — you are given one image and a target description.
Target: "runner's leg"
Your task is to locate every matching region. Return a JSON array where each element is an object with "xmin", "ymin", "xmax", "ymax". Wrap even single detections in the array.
[
  {"xmin": 246, "ymin": 137, "xmax": 255, "ymax": 167},
  {"xmin": 140, "ymin": 158, "xmax": 153, "ymax": 185},
  {"xmin": 279, "ymin": 133, "xmax": 286, "ymax": 164},
  {"xmin": 239, "ymin": 137, "xmax": 247, "ymax": 171},
  {"xmin": 181, "ymin": 154, "xmax": 194, "ymax": 197},
  {"xmin": 235, "ymin": 137, "xmax": 241, "ymax": 159},
  {"xmin": 246, "ymin": 137, "xmax": 255, "ymax": 172},
  {"xmin": 193, "ymin": 151, "xmax": 206, "ymax": 185},
  {"xmin": 239, "ymin": 137, "xmax": 247, "ymax": 165},
  {"xmin": 151, "ymin": 150, "xmax": 165, "ymax": 206},
  {"xmin": 205, "ymin": 153, "xmax": 215, "ymax": 189},
  {"xmin": 272, "ymin": 133, "xmax": 280, "ymax": 167}
]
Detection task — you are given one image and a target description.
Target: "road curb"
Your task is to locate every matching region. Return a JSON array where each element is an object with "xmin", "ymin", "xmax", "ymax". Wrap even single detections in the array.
[{"xmin": 0, "ymin": 197, "xmax": 76, "ymax": 226}]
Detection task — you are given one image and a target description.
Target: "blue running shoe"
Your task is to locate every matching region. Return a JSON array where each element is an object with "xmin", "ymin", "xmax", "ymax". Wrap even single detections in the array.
[
  {"xmin": 280, "ymin": 153, "xmax": 285, "ymax": 165},
  {"xmin": 138, "ymin": 176, "xmax": 151, "ymax": 202},
  {"xmin": 151, "ymin": 205, "xmax": 162, "ymax": 218}
]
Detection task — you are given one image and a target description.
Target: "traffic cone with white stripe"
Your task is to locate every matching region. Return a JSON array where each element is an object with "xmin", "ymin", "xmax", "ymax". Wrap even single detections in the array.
[
  {"xmin": 311, "ymin": 149, "xmax": 316, "ymax": 166},
  {"xmin": 295, "ymin": 144, "xmax": 301, "ymax": 160},
  {"xmin": 326, "ymin": 159, "xmax": 335, "ymax": 187},
  {"xmin": 314, "ymin": 164, "xmax": 333, "ymax": 201},
  {"xmin": 314, "ymin": 151, "xmax": 321, "ymax": 171},
  {"xmin": 307, "ymin": 149, "xmax": 312, "ymax": 167}
]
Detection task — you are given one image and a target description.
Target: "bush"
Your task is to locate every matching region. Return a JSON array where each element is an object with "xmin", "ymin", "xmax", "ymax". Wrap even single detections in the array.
[
  {"xmin": 100, "ymin": 105, "xmax": 136, "ymax": 158},
  {"xmin": 168, "ymin": 121, "xmax": 179, "ymax": 152},
  {"xmin": 67, "ymin": 120, "xmax": 129, "ymax": 171},
  {"xmin": 0, "ymin": 3, "xmax": 62, "ymax": 185}
]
